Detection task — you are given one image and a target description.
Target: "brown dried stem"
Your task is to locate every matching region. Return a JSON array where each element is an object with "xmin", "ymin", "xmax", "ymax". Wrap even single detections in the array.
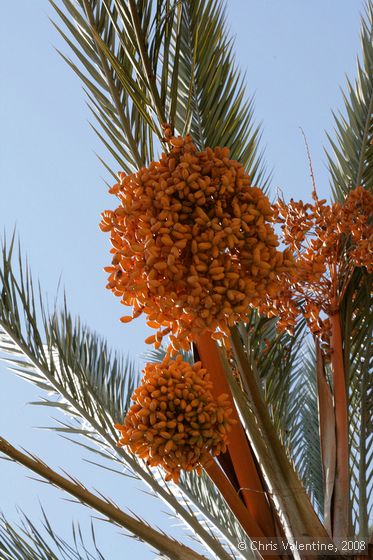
[{"xmin": 0, "ymin": 436, "xmax": 207, "ymax": 560}]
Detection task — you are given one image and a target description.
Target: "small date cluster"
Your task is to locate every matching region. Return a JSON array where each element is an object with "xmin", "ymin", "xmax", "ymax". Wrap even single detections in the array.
[
  {"xmin": 115, "ymin": 355, "xmax": 235, "ymax": 483},
  {"xmin": 260, "ymin": 185, "xmax": 373, "ymax": 348}
]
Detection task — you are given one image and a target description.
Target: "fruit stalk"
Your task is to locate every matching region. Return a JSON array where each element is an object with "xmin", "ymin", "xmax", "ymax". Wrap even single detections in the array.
[{"xmin": 196, "ymin": 333, "xmax": 277, "ymax": 537}]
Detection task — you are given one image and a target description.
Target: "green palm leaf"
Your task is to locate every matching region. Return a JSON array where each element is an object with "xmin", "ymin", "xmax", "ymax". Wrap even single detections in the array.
[
  {"xmin": 0, "ymin": 510, "xmax": 106, "ymax": 560},
  {"xmin": 50, "ymin": 0, "xmax": 159, "ymax": 173},
  {"xmin": 0, "ymin": 437, "xmax": 207, "ymax": 560},
  {"xmin": 51, "ymin": 0, "xmax": 268, "ymax": 186},
  {"xmin": 341, "ymin": 269, "xmax": 373, "ymax": 538},
  {"xmin": 172, "ymin": 0, "xmax": 268, "ymax": 186},
  {"xmin": 237, "ymin": 315, "xmax": 325, "ymax": 516},
  {"xmin": 326, "ymin": 1, "xmax": 373, "ymax": 199}
]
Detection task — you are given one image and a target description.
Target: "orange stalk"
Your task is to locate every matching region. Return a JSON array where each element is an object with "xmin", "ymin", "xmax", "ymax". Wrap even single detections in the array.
[
  {"xmin": 329, "ymin": 311, "xmax": 350, "ymax": 539},
  {"xmin": 196, "ymin": 333, "xmax": 276, "ymax": 537},
  {"xmin": 205, "ymin": 460, "xmax": 266, "ymax": 539},
  {"xmin": 206, "ymin": 460, "xmax": 284, "ymax": 560}
]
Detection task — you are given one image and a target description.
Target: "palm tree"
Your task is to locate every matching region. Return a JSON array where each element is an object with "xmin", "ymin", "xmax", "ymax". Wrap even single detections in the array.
[{"xmin": 0, "ymin": 1, "xmax": 372, "ymax": 559}]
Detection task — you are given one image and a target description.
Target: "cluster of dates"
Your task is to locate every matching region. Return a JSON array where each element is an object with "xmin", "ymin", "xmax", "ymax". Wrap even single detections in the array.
[
  {"xmin": 100, "ymin": 130, "xmax": 293, "ymax": 351},
  {"xmin": 260, "ymin": 185, "xmax": 373, "ymax": 345},
  {"xmin": 115, "ymin": 356, "xmax": 235, "ymax": 483}
]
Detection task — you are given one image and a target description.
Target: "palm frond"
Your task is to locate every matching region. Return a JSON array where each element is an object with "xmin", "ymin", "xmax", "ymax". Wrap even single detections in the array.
[
  {"xmin": 295, "ymin": 347, "xmax": 326, "ymax": 517},
  {"xmin": 0, "ymin": 235, "xmax": 137, "ymax": 436},
  {"xmin": 0, "ymin": 436, "xmax": 206, "ymax": 560},
  {"xmin": 341, "ymin": 269, "xmax": 373, "ymax": 537},
  {"xmin": 224, "ymin": 353, "xmax": 328, "ymax": 543},
  {"xmin": 50, "ymin": 0, "xmax": 163, "ymax": 173},
  {"xmin": 326, "ymin": 0, "xmax": 373, "ymax": 199},
  {"xmin": 51, "ymin": 0, "xmax": 268, "ymax": 190},
  {"xmin": 173, "ymin": 0, "xmax": 268, "ymax": 187},
  {"xmin": 0, "ymin": 510, "xmax": 106, "ymax": 560},
  {"xmin": 237, "ymin": 315, "xmax": 324, "ymax": 517}
]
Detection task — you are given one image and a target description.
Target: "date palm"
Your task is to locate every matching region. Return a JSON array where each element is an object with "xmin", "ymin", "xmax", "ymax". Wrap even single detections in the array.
[{"xmin": 0, "ymin": 1, "xmax": 372, "ymax": 559}]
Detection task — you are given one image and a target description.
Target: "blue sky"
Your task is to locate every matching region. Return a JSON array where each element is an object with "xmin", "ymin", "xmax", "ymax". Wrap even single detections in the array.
[{"xmin": 0, "ymin": 1, "xmax": 364, "ymax": 558}]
